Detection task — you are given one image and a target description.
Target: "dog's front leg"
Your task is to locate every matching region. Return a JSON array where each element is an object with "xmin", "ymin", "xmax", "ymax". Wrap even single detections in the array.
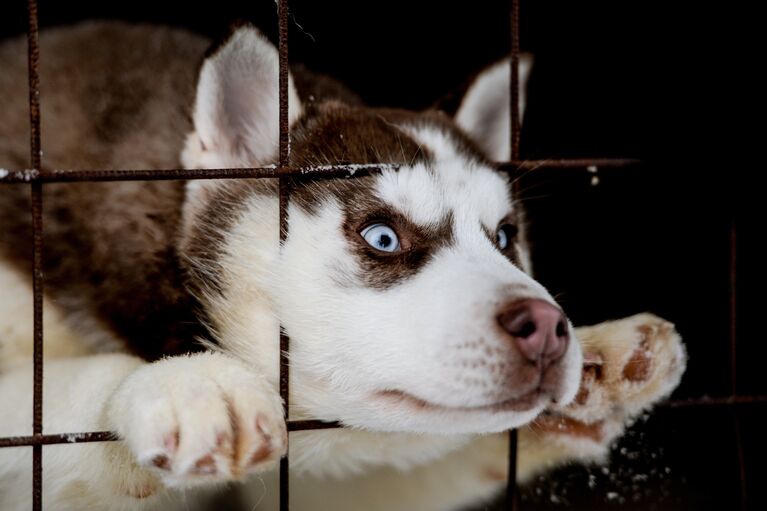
[{"xmin": 0, "ymin": 352, "xmax": 285, "ymax": 511}]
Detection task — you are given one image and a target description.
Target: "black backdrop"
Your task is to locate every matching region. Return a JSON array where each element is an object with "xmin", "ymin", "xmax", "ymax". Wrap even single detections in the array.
[{"xmin": 1, "ymin": 1, "xmax": 760, "ymax": 510}]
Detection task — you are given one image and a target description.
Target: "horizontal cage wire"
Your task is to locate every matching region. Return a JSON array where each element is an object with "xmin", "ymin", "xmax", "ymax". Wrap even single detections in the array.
[
  {"xmin": 0, "ymin": 0, "xmax": 755, "ymax": 510},
  {"xmin": 2, "ymin": 395, "xmax": 765, "ymax": 448},
  {"xmin": 0, "ymin": 159, "xmax": 644, "ymax": 184}
]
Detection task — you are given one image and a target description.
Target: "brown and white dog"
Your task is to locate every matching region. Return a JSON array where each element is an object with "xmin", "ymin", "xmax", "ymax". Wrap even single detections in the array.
[{"xmin": 0, "ymin": 22, "xmax": 686, "ymax": 511}]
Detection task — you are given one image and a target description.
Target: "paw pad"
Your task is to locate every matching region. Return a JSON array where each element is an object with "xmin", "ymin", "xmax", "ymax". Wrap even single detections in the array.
[
  {"xmin": 247, "ymin": 415, "xmax": 275, "ymax": 467},
  {"xmin": 151, "ymin": 454, "xmax": 171, "ymax": 471},
  {"xmin": 191, "ymin": 454, "xmax": 217, "ymax": 475},
  {"xmin": 622, "ymin": 339, "xmax": 652, "ymax": 383}
]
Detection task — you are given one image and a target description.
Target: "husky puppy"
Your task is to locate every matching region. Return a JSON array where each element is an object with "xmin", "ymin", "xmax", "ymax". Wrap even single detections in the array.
[{"xmin": 0, "ymin": 22, "xmax": 686, "ymax": 511}]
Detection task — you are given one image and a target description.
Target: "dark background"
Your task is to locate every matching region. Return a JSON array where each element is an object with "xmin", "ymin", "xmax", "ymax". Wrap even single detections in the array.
[{"xmin": 1, "ymin": 1, "xmax": 760, "ymax": 510}]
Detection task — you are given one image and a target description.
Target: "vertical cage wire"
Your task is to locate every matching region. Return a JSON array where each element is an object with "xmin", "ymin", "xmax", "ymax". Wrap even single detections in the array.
[
  {"xmin": 506, "ymin": 0, "xmax": 522, "ymax": 508},
  {"xmin": 277, "ymin": 1, "xmax": 292, "ymax": 510},
  {"xmin": 730, "ymin": 219, "xmax": 746, "ymax": 511},
  {"xmin": 25, "ymin": 0, "xmax": 44, "ymax": 509}
]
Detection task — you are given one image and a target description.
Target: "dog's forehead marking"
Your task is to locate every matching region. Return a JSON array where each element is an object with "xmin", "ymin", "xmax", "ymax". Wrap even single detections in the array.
[
  {"xmin": 374, "ymin": 162, "xmax": 448, "ymax": 227},
  {"xmin": 375, "ymin": 126, "xmax": 513, "ymax": 232}
]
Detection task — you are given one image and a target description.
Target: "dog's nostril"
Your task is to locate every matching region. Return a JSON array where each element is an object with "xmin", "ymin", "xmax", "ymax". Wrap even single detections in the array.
[
  {"xmin": 511, "ymin": 321, "xmax": 537, "ymax": 339},
  {"xmin": 497, "ymin": 299, "xmax": 569, "ymax": 365}
]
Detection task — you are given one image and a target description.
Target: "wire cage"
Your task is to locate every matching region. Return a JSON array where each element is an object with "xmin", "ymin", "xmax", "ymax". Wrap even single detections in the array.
[{"xmin": 0, "ymin": 0, "xmax": 760, "ymax": 510}]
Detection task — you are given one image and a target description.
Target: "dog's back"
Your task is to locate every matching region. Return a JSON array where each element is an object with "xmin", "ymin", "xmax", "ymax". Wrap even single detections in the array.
[
  {"xmin": 0, "ymin": 23, "xmax": 216, "ymax": 365},
  {"xmin": 0, "ymin": 23, "xmax": 368, "ymax": 365},
  {"xmin": 0, "ymin": 21, "xmax": 205, "ymax": 171}
]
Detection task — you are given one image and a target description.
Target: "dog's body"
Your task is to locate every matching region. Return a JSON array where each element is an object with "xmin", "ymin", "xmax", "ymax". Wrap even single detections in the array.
[{"xmin": 0, "ymin": 22, "xmax": 686, "ymax": 511}]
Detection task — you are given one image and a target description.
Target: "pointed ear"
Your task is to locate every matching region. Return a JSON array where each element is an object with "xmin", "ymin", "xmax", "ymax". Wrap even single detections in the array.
[
  {"xmin": 182, "ymin": 25, "xmax": 303, "ymax": 169},
  {"xmin": 455, "ymin": 55, "xmax": 532, "ymax": 162}
]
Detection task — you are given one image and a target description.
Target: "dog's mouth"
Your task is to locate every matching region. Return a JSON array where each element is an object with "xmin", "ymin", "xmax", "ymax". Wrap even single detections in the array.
[{"xmin": 374, "ymin": 388, "xmax": 549, "ymax": 414}]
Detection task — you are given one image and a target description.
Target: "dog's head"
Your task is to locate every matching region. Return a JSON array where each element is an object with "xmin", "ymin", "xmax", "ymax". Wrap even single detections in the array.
[{"xmin": 180, "ymin": 26, "xmax": 582, "ymax": 434}]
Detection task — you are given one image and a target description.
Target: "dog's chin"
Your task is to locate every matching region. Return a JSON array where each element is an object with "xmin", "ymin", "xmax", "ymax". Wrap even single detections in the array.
[
  {"xmin": 375, "ymin": 388, "xmax": 548, "ymax": 414},
  {"xmin": 347, "ymin": 389, "xmax": 552, "ymax": 434}
]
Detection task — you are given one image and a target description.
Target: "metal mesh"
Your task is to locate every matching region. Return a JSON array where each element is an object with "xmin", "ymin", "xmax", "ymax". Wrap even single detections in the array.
[{"xmin": 0, "ymin": 0, "xmax": 759, "ymax": 510}]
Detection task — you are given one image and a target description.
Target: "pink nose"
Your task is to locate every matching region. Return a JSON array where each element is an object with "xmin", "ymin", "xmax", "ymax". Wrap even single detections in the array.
[{"xmin": 497, "ymin": 299, "xmax": 569, "ymax": 366}]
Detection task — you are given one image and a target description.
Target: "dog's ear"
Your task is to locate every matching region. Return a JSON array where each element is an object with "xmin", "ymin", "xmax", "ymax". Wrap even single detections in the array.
[
  {"xmin": 455, "ymin": 55, "xmax": 532, "ymax": 162},
  {"xmin": 182, "ymin": 25, "xmax": 303, "ymax": 169}
]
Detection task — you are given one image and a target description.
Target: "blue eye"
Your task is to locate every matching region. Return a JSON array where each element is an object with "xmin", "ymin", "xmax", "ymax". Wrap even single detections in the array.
[
  {"xmin": 360, "ymin": 223, "xmax": 401, "ymax": 253},
  {"xmin": 496, "ymin": 224, "xmax": 518, "ymax": 250}
]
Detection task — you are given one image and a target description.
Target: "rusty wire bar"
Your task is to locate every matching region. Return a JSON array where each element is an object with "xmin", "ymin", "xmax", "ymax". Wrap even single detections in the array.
[
  {"xmin": 1, "ymin": 167, "xmax": 282, "ymax": 183},
  {"xmin": 730, "ymin": 220, "xmax": 738, "ymax": 394},
  {"xmin": 3, "ymin": 394, "xmax": 766, "ymax": 449},
  {"xmin": 0, "ymin": 159, "xmax": 643, "ymax": 185},
  {"xmin": 661, "ymin": 395, "xmax": 767, "ymax": 409},
  {"xmin": 277, "ymin": 1, "xmax": 291, "ymax": 510},
  {"xmin": 729, "ymin": 217, "xmax": 747, "ymax": 511},
  {"xmin": 510, "ymin": 0, "xmax": 521, "ymax": 162},
  {"xmin": 25, "ymin": 0, "xmax": 44, "ymax": 509},
  {"xmin": 735, "ymin": 414, "xmax": 747, "ymax": 511},
  {"xmin": 506, "ymin": 0, "xmax": 522, "ymax": 508},
  {"xmin": 500, "ymin": 157, "xmax": 640, "ymax": 172},
  {"xmin": 506, "ymin": 429, "xmax": 519, "ymax": 511},
  {"xmin": 287, "ymin": 420, "xmax": 343, "ymax": 432},
  {"xmin": 0, "ymin": 164, "xmax": 387, "ymax": 184},
  {"xmin": 0, "ymin": 432, "xmax": 117, "ymax": 449}
]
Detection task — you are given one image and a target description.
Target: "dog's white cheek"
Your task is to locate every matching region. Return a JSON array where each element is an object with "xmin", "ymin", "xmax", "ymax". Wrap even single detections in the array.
[
  {"xmin": 352, "ymin": 248, "xmax": 524, "ymax": 407},
  {"xmin": 268, "ymin": 204, "xmax": 369, "ymax": 378},
  {"xmin": 267, "ymin": 203, "xmax": 449, "ymax": 409}
]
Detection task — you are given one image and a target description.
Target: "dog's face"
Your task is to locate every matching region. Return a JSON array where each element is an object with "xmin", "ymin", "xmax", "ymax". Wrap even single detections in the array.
[{"xmin": 181, "ymin": 27, "xmax": 582, "ymax": 434}]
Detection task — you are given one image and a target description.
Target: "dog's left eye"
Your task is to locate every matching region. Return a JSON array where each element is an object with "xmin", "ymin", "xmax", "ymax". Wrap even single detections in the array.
[
  {"xmin": 496, "ymin": 224, "xmax": 518, "ymax": 250},
  {"xmin": 361, "ymin": 223, "xmax": 401, "ymax": 253}
]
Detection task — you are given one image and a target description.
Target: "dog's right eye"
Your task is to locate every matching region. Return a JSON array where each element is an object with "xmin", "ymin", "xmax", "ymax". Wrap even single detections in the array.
[
  {"xmin": 496, "ymin": 224, "xmax": 519, "ymax": 251},
  {"xmin": 360, "ymin": 223, "xmax": 401, "ymax": 253}
]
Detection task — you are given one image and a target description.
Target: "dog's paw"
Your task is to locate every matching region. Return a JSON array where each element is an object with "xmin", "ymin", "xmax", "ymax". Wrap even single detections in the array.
[
  {"xmin": 107, "ymin": 352, "xmax": 286, "ymax": 488},
  {"xmin": 570, "ymin": 313, "xmax": 686, "ymax": 421},
  {"xmin": 530, "ymin": 313, "xmax": 686, "ymax": 446}
]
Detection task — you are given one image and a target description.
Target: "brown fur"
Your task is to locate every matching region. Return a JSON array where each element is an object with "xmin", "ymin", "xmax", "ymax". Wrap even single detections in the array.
[
  {"xmin": 0, "ymin": 181, "xmax": 209, "ymax": 360},
  {"xmin": 0, "ymin": 22, "xmax": 369, "ymax": 359},
  {"xmin": 0, "ymin": 21, "xmax": 514, "ymax": 358},
  {"xmin": 180, "ymin": 179, "xmax": 277, "ymax": 305},
  {"xmin": 0, "ymin": 23, "xmax": 212, "ymax": 358},
  {"xmin": 291, "ymin": 102, "xmax": 430, "ymax": 170}
]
